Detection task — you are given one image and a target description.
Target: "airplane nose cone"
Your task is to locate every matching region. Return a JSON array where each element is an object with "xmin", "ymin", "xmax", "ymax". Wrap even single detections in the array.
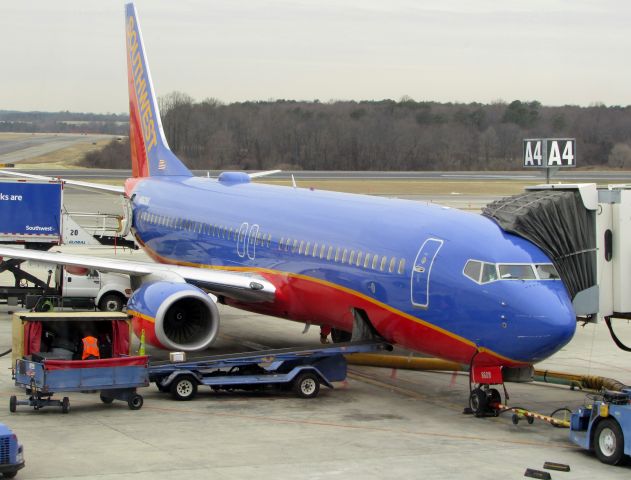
[{"xmin": 497, "ymin": 282, "xmax": 576, "ymax": 363}]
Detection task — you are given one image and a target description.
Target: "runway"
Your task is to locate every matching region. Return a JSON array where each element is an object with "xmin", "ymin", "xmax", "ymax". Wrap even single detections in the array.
[
  {"xmin": 5, "ymin": 167, "xmax": 631, "ymax": 182},
  {"xmin": 0, "ymin": 133, "xmax": 117, "ymax": 164}
]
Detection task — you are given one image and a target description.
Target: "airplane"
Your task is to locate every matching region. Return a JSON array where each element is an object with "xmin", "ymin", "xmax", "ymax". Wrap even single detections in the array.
[{"xmin": 0, "ymin": 3, "xmax": 576, "ymax": 405}]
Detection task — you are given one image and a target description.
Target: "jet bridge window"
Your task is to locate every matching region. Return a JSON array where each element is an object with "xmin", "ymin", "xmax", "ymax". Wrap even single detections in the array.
[{"xmin": 498, "ymin": 264, "xmax": 536, "ymax": 280}]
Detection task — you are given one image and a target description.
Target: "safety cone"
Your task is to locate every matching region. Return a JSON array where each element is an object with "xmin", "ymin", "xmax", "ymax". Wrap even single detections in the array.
[{"xmin": 139, "ymin": 329, "xmax": 146, "ymax": 355}]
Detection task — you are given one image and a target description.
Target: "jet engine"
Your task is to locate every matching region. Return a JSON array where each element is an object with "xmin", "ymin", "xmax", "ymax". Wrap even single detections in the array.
[{"xmin": 127, "ymin": 281, "xmax": 219, "ymax": 351}]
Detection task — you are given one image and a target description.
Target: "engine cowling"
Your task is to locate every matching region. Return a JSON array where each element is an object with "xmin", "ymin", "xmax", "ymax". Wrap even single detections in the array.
[{"xmin": 127, "ymin": 281, "xmax": 219, "ymax": 351}]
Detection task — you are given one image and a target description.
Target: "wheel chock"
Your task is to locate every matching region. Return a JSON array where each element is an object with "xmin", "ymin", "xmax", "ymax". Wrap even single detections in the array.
[
  {"xmin": 524, "ymin": 468, "xmax": 551, "ymax": 480},
  {"xmin": 543, "ymin": 461, "xmax": 570, "ymax": 472}
]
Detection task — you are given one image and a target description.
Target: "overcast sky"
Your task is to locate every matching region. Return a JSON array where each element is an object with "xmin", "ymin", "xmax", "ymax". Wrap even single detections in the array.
[{"xmin": 2, "ymin": 0, "xmax": 630, "ymax": 113}]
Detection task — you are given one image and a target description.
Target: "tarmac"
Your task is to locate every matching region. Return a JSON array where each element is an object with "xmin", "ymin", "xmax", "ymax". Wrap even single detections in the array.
[
  {"xmin": 0, "ymin": 293, "xmax": 630, "ymax": 479},
  {"xmin": 0, "ymin": 184, "xmax": 630, "ymax": 479}
]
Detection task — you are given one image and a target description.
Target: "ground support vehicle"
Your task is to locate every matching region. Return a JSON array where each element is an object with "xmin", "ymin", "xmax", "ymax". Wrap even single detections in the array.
[
  {"xmin": 149, "ymin": 341, "xmax": 391, "ymax": 401},
  {"xmin": 0, "ymin": 423, "xmax": 24, "ymax": 478},
  {"xmin": 569, "ymin": 389, "xmax": 631, "ymax": 465},
  {"xmin": 10, "ymin": 356, "xmax": 149, "ymax": 413}
]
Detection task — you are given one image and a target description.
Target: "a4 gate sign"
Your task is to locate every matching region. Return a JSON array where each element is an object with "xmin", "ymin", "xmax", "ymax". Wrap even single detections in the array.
[{"xmin": 523, "ymin": 138, "xmax": 576, "ymax": 167}]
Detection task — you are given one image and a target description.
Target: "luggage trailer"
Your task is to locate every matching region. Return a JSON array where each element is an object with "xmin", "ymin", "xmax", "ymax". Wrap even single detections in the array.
[{"xmin": 149, "ymin": 341, "xmax": 392, "ymax": 400}]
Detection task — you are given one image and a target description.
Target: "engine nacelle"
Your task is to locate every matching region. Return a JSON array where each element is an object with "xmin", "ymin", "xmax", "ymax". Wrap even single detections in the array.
[{"xmin": 127, "ymin": 281, "xmax": 219, "ymax": 351}]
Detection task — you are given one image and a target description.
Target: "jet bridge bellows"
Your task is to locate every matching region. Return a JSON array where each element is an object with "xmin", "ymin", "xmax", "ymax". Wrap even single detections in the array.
[{"xmin": 482, "ymin": 188, "xmax": 596, "ymax": 304}]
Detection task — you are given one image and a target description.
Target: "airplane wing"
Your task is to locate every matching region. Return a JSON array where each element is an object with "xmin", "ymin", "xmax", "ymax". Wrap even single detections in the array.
[
  {"xmin": 0, "ymin": 246, "xmax": 275, "ymax": 303},
  {"xmin": 0, "ymin": 169, "xmax": 124, "ymax": 194}
]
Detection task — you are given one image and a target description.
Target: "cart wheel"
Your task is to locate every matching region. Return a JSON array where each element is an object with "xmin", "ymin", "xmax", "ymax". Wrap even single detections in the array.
[
  {"xmin": 527, "ymin": 416, "xmax": 534, "ymax": 425},
  {"xmin": 170, "ymin": 375, "xmax": 198, "ymax": 401},
  {"xmin": 9, "ymin": 395, "xmax": 16, "ymax": 413},
  {"xmin": 511, "ymin": 414, "xmax": 519, "ymax": 425},
  {"xmin": 293, "ymin": 372, "xmax": 320, "ymax": 399},
  {"xmin": 469, "ymin": 388, "xmax": 488, "ymax": 417},
  {"xmin": 61, "ymin": 397, "xmax": 70, "ymax": 414},
  {"xmin": 100, "ymin": 393, "xmax": 114, "ymax": 404},
  {"xmin": 3, "ymin": 471, "xmax": 17, "ymax": 478},
  {"xmin": 128, "ymin": 394, "xmax": 144, "ymax": 410},
  {"xmin": 594, "ymin": 418, "xmax": 625, "ymax": 465}
]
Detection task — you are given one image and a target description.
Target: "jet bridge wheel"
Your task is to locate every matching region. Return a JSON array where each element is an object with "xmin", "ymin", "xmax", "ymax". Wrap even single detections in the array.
[{"xmin": 594, "ymin": 418, "xmax": 625, "ymax": 465}]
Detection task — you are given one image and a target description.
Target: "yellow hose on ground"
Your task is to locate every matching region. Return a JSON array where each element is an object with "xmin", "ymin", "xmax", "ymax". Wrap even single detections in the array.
[{"xmin": 346, "ymin": 354, "xmax": 628, "ymax": 391}]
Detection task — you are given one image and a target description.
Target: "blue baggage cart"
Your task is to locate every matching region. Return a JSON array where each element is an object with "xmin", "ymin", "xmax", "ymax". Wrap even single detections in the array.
[
  {"xmin": 149, "ymin": 341, "xmax": 391, "ymax": 401},
  {"xmin": 11, "ymin": 356, "xmax": 149, "ymax": 413}
]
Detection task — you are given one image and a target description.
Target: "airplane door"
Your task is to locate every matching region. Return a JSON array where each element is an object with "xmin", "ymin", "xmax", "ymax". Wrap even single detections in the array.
[{"xmin": 410, "ymin": 238, "xmax": 443, "ymax": 308}]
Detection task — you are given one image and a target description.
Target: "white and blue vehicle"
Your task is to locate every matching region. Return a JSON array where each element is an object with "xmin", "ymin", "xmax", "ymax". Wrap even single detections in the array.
[{"xmin": 0, "ymin": 423, "xmax": 24, "ymax": 478}]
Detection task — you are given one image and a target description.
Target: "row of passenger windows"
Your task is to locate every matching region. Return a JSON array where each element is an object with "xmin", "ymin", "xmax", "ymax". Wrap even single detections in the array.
[
  {"xmin": 277, "ymin": 237, "xmax": 406, "ymax": 274},
  {"xmin": 137, "ymin": 211, "xmax": 273, "ymax": 247},
  {"xmin": 137, "ymin": 211, "xmax": 406, "ymax": 275},
  {"xmin": 463, "ymin": 260, "xmax": 560, "ymax": 284}
]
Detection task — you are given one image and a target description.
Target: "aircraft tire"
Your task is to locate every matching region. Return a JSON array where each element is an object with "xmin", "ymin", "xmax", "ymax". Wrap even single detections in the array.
[
  {"xmin": 331, "ymin": 328, "xmax": 352, "ymax": 343},
  {"xmin": 469, "ymin": 388, "xmax": 487, "ymax": 417}
]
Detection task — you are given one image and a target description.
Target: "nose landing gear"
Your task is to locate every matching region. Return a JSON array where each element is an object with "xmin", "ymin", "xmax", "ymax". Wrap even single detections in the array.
[
  {"xmin": 467, "ymin": 386, "xmax": 503, "ymax": 417},
  {"xmin": 464, "ymin": 365, "xmax": 506, "ymax": 417}
]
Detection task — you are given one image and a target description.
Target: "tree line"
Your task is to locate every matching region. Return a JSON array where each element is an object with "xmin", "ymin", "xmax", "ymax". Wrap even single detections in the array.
[{"xmin": 80, "ymin": 94, "xmax": 631, "ymax": 170}]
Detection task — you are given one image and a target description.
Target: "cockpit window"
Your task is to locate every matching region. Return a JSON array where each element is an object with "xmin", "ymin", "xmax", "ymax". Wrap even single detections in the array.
[
  {"xmin": 498, "ymin": 264, "xmax": 536, "ymax": 280},
  {"xmin": 464, "ymin": 260, "xmax": 482, "ymax": 283},
  {"xmin": 464, "ymin": 261, "xmax": 560, "ymax": 284},
  {"xmin": 481, "ymin": 263, "xmax": 498, "ymax": 283},
  {"xmin": 535, "ymin": 264, "xmax": 561, "ymax": 280}
]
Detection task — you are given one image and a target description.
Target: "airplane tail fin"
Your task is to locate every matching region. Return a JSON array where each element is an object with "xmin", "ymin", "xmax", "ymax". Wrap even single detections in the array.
[{"xmin": 125, "ymin": 3, "xmax": 192, "ymax": 178}]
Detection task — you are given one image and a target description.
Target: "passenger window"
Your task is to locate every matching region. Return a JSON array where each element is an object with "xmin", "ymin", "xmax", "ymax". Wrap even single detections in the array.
[
  {"xmin": 380, "ymin": 256, "xmax": 387, "ymax": 271},
  {"xmin": 292, "ymin": 239, "xmax": 298, "ymax": 253},
  {"xmin": 388, "ymin": 257, "xmax": 396, "ymax": 273},
  {"xmin": 349, "ymin": 250, "xmax": 356, "ymax": 265},
  {"xmin": 481, "ymin": 263, "xmax": 498, "ymax": 283},
  {"xmin": 536, "ymin": 264, "xmax": 560, "ymax": 280},
  {"xmin": 299, "ymin": 241, "xmax": 305, "ymax": 255},
  {"xmin": 312, "ymin": 243, "xmax": 319, "ymax": 257},
  {"xmin": 279, "ymin": 238, "xmax": 285, "ymax": 250},
  {"xmin": 327, "ymin": 246, "xmax": 333, "ymax": 261},
  {"xmin": 364, "ymin": 253, "xmax": 372, "ymax": 269},
  {"xmin": 320, "ymin": 245, "xmax": 326, "ymax": 259},
  {"xmin": 498, "ymin": 264, "xmax": 536, "ymax": 280},
  {"xmin": 341, "ymin": 249, "xmax": 348, "ymax": 264},
  {"xmin": 268, "ymin": 234, "xmax": 272, "ymax": 247},
  {"xmin": 305, "ymin": 242, "xmax": 311, "ymax": 256},
  {"xmin": 334, "ymin": 247, "xmax": 340, "ymax": 262},
  {"xmin": 398, "ymin": 258, "xmax": 406, "ymax": 274},
  {"xmin": 356, "ymin": 251, "xmax": 363, "ymax": 267},
  {"xmin": 464, "ymin": 260, "xmax": 482, "ymax": 283},
  {"xmin": 372, "ymin": 255, "xmax": 379, "ymax": 270}
]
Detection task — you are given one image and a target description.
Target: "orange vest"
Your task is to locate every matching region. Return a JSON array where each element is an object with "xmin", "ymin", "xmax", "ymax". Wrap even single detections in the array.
[{"xmin": 82, "ymin": 336, "xmax": 100, "ymax": 360}]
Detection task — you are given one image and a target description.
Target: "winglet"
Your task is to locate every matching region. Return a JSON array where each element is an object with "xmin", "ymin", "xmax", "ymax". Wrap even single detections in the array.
[{"xmin": 125, "ymin": 3, "xmax": 191, "ymax": 178}]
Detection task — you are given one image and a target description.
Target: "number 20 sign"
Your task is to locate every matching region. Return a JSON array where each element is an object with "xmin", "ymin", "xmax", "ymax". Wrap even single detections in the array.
[{"xmin": 523, "ymin": 138, "xmax": 576, "ymax": 167}]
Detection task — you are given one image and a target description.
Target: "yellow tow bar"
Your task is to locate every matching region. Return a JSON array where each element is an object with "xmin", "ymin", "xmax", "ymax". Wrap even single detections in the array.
[{"xmin": 492, "ymin": 402, "xmax": 570, "ymax": 428}]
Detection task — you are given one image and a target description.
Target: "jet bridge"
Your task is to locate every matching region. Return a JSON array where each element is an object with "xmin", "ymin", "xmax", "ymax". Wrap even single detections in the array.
[{"xmin": 483, "ymin": 183, "xmax": 631, "ymax": 349}]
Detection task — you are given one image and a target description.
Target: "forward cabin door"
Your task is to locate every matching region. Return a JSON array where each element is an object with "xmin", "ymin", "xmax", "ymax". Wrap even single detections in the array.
[{"xmin": 410, "ymin": 238, "xmax": 443, "ymax": 308}]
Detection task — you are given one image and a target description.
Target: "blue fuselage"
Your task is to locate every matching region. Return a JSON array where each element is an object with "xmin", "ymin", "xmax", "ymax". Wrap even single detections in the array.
[{"xmin": 130, "ymin": 174, "xmax": 576, "ymax": 366}]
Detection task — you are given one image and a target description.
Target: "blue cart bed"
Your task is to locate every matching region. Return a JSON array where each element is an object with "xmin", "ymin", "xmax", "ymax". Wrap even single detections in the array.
[
  {"xmin": 11, "ymin": 356, "xmax": 149, "ymax": 413},
  {"xmin": 149, "ymin": 341, "xmax": 391, "ymax": 400}
]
